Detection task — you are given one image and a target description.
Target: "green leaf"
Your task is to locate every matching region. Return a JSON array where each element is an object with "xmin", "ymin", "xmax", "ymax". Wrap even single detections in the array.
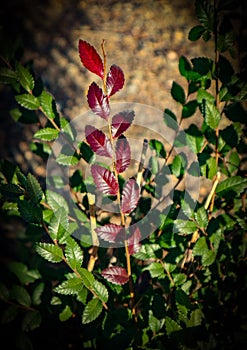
[
  {"xmin": 207, "ymin": 157, "xmax": 217, "ymax": 180},
  {"xmin": 182, "ymin": 100, "xmax": 198, "ymax": 118},
  {"xmin": 193, "ymin": 237, "xmax": 208, "ymax": 256},
  {"xmin": 185, "ymin": 124, "xmax": 204, "ymax": 153},
  {"xmin": 59, "ymin": 305, "xmax": 73, "ymax": 322},
  {"xmin": 195, "ymin": 206, "xmax": 208, "ymax": 229},
  {"xmin": 203, "ymin": 100, "xmax": 221, "ymax": 129},
  {"xmin": 171, "ymin": 81, "xmax": 186, "ymax": 105},
  {"xmin": 143, "ymin": 262, "xmax": 164, "ymax": 278},
  {"xmin": 39, "ymin": 90, "xmax": 57, "ymax": 119},
  {"xmin": 165, "ymin": 316, "xmax": 182, "ymax": 337},
  {"xmin": 149, "ymin": 155, "xmax": 159, "ymax": 175},
  {"xmin": 77, "ymin": 268, "xmax": 95, "ymax": 289},
  {"xmin": 8, "ymin": 262, "xmax": 41, "ymax": 285},
  {"xmin": 54, "ymin": 277, "xmax": 83, "ymax": 295},
  {"xmin": 18, "ymin": 200, "xmax": 42, "ymax": 224},
  {"xmin": 188, "ymin": 25, "xmax": 205, "ymax": 41},
  {"xmin": 192, "ymin": 57, "xmax": 212, "ymax": 76},
  {"xmin": 11, "ymin": 285, "xmax": 31, "ymax": 307},
  {"xmin": 0, "ymin": 283, "xmax": 9, "ymax": 301},
  {"xmin": 149, "ymin": 311, "xmax": 165, "ymax": 334},
  {"xmin": 16, "ymin": 94, "xmax": 40, "ymax": 110},
  {"xmin": 32, "ymin": 282, "xmax": 45, "ymax": 305},
  {"xmin": 1, "ymin": 305, "xmax": 18, "ymax": 324},
  {"xmin": 79, "ymin": 141, "xmax": 94, "ymax": 163},
  {"xmin": 34, "ymin": 127, "xmax": 59, "ymax": 141},
  {"xmin": 82, "ymin": 298, "xmax": 103, "ymax": 324},
  {"xmin": 171, "ymin": 155, "xmax": 184, "ymax": 178},
  {"xmin": 133, "ymin": 244, "xmax": 161, "ymax": 260},
  {"xmin": 216, "ymin": 176, "xmax": 247, "ymax": 197},
  {"xmin": 202, "ymin": 250, "xmax": 216, "ymax": 266},
  {"xmin": 22, "ymin": 311, "xmax": 42, "ymax": 331},
  {"xmin": 65, "ymin": 237, "xmax": 83, "ymax": 270},
  {"xmin": 92, "ymin": 280, "xmax": 109, "ymax": 303},
  {"xmin": 77, "ymin": 287, "xmax": 88, "ymax": 304},
  {"xmin": 175, "ymin": 220, "xmax": 197, "ymax": 234},
  {"xmin": 149, "ymin": 139, "xmax": 166, "ymax": 158},
  {"xmin": 26, "ymin": 173, "xmax": 43, "ymax": 204},
  {"xmin": 195, "ymin": 0, "xmax": 214, "ymax": 31},
  {"xmin": 163, "ymin": 108, "xmax": 178, "ymax": 131},
  {"xmin": 56, "ymin": 144, "xmax": 80, "ymax": 166},
  {"xmin": 187, "ymin": 309, "xmax": 203, "ymax": 327},
  {"xmin": 15, "ymin": 63, "xmax": 34, "ymax": 92},
  {"xmin": 49, "ymin": 207, "xmax": 69, "ymax": 242},
  {"xmin": 0, "ymin": 67, "xmax": 17, "ymax": 84},
  {"xmin": 197, "ymin": 89, "xmax": 215, "ymax": 104},
  {"xmin": 0, "ymin": 183, "xmax": 25, "ymax": 200},
  {"xmin": 46, "ymin": 190, "xmax": 69, "ymax": 214},
  {"xmin": 35, "ymin": 242, "xmax": 63, "ymax": 263},
  {"xmin": 220, "ymin": 123, "xmax": 241, "ymax": 148}
]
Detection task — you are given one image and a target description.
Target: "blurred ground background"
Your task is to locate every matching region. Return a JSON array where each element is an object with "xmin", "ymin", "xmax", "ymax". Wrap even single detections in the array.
[{"xmin": 0, "ymin": 0, "xmax": 246, "ymax": 178}]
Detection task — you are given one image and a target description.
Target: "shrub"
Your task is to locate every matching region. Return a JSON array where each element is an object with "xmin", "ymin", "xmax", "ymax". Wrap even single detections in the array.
[{"xmin": 0, "ymin": 0, "xmax": 246, "ymax": 349}]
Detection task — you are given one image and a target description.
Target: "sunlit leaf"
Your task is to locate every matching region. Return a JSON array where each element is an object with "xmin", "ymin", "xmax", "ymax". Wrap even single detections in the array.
[
  {"xmin": 35, "ymin": 242, "xmax": 63, "ymax": 263},
  {"xmin": 91, "ymin": 164, "xmax": 118, "ymax": 196},
  {"xmin": 216, "ymin": 176, "xmax": 247, "ymax": 197},
  {"xmin": 92, "ymin": 280, "xmax": 109, "ymax": 303},
  {"xmin": 121, "ymin": 179, "xmax": 140, "ymax": 214},
  {"xmin": 111, "ymin": 110, "xmax": 135, "ymax": 138},
  {"xmin": 78, "ymin": 40, "xmax": 104, "ymax": 78},
  {"xmin": 106, "ymin": 64, "xmax": 125, "ymax": 97},
  {"xmin": 204, "ymin": 100, "xmax": 221, "ymax": 129},
  {"xmin": 87, "ymin": 82, "xmax": 110, "ymax": 120},
  {"xmin": 115, "ymin": 136, "xmax": 131, "ymax": 173},
  {"xmin": 77, "ymin": 268, "xmax": 95, "ymax": 289},
  {"xmin": 65, "ymin": 237, "xmax": 83, "ymax": 270},
  {"xmin": 15, "ymin": 63, "xmax": 34, "ymax": 92},
  {"xmin": 34, "ymin": 127, "xmax": 59, "ymax": 141},
  {"xmin": 95, "ymin": 224, "xmax": 124, "ymax": 243},
  {"xmin": 54, "ymin": 278, "xmax": 83, "ymax": 295},
  {"xmin": 102, "ymin": 266, "xmax": 129, "ymax": 285},
  {"xmin": 15, "ymin": 94, "xmax": 40, "ymax": 110},
  {"xmin": 82, "ymin": 298, "xmax": 103, "ymax": 324},
  {"xmin": 46, "ymin": 190, "xmax": 69, "ymax": 214},
  {"xmin": 49, "ymin": 207, "xmax": 68, "ymax": 242},
  {"xmin": 85, "ymin": 125, "xmax": 113, "ymax": 158},
  {"xmin": 39, "ymin": 90, "xmax": 58, "ymax": 120}
]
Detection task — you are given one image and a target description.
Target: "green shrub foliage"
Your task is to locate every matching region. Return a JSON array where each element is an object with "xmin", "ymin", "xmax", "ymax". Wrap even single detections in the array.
[{"xmin": 0, "ymin": 0, "xmax": 246, "ymax": 348}]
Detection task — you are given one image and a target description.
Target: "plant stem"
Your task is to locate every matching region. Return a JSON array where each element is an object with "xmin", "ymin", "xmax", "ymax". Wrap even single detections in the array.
[
  {"xmin": 210, "ymin": 0, "xmax": 220, "ymax": 213},
  {"xmin": 107, "ymin": 118, "xmax": 136, "ymax": 320}
]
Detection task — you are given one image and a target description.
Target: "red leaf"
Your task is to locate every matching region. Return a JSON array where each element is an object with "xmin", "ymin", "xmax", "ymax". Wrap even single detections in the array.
[
  {"xmin": 78, "ymin": 40, "xmax": 104, "ymax": 79},
  {"xmin": 85, "ymin": 125, "xmax": 113, "ymax": 158},
  {"xmin": 87, "ymin": 82, "xmax": 110, "ymax": 120},
  {"xmin": 95, "ymin": 224, "xmax": 124, "ymax": 243},
  {"xmin": 91, "ymin": 164, "xmax": 118, "ymax": 196},
  {"xmin": 106, "ymin": 65, "xmax": 125, "ymax": 97},
  {"xmin": 102, "ymin": 266, "xmax": 129, "ymax": 285},
  {"xmin": 127, "ymin": 226, "xmax": 141, "ymax": 255},
  {"xmin": 112, "ymin": 110, "xmax": 135, "ymax": 138},
  {"xmin": 121, "ymin": 179, "xmax": 140, "ymax": 214},
  {"xmin": 115, "ymin": 136, "xmax": 131, "ymax": 173}
]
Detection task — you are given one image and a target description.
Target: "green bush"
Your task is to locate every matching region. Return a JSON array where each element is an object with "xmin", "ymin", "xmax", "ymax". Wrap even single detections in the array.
[{"xmin": 0, "ymin": 0, "xmax": 246, "ymax": 349}]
